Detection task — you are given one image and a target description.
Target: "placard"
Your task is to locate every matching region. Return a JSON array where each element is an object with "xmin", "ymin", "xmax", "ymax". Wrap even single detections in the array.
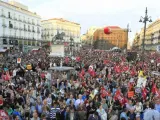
[{"xmin": 17, "ymin": 58, "xmax": 21, "ymax": 63}]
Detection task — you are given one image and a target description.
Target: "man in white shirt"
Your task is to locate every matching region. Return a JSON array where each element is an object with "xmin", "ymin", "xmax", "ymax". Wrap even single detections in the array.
[
  {"xmin": 74, "ymin": 94, "xmax": 84, "ymax": 109},
  {"xmin": 144, "ymin": 102, "xmax": 160, "ymax": 120}
]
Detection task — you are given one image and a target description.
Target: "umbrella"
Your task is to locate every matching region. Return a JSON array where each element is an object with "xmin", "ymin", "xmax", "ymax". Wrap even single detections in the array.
[{"xmin": 0, "ymin": 110, "xmax": 10, "ymax": 120}]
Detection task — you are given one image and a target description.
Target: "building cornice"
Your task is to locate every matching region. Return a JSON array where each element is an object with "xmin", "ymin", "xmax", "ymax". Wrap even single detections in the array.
[
  {"xmin": 0, "ymin": 1, "xmax": 41, "ymax": 18},
  {"xmin": 42, "ymin": 18, "xmax": 80, "ymax": 26}
]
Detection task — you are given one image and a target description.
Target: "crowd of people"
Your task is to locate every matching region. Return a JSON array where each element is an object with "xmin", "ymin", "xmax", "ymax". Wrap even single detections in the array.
[{"xmin": 0, "ymin": 47, "xmax": 160, "ymax": 120}]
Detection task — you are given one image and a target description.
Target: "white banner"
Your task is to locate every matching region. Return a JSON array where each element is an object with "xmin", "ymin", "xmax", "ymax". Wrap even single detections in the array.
[
  {"xmin": 49, "ymin": 44, "xmax": 64, "ymax": 57},
  {"xmin": 136, "ymin": 77, "xmax": 147, "ymax": 88}
]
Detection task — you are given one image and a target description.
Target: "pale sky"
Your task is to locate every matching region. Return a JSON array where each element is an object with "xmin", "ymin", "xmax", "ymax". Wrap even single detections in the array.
[{"xmin": 5, "ymin": 0, "xmax": 160, "ymax": 43}]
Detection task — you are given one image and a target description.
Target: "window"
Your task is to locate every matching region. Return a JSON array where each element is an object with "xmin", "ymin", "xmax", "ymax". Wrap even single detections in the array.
[
  {"xmin": 2, "ymin": 19, "xmax": 5, "ymax": 24},
  {"xmin": 24, "ymin": 24, "xmax": 26, "ymax": 30},
  {"xmin": 28, "ymin": 25, "xmax": 30, "ymax": 31},
  {"xmin": 1, "ymin": 9, "xmax": 4, "ymax": 15},
  {"xmin": 19, "ymin": 23, "xmax": 21, "ymax": 29},
  {"xmin": 32, "ymin": 26, "xmax": 34, "ymax": 32},
  {"xmin": 8, "ymin": 12, "xmax": 10, "ymax": 18},
  {"xmin": 19, "ymin": 15, "xmax": 21, "ymax": 20},
  {"xmin": 9, "ymin": 21, "xmax": 13, "ymax": 28},
  {"xmin": 13, "ymin": 13, "xmax": 15, "ymax": 19}
]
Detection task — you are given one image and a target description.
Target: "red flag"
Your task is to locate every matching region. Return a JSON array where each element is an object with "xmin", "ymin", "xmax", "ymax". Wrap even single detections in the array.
[
  {"xmin": 100, "ymin": 87, "xmax": 109, "ymax": 98},
  {"xmin": 88, "ymin": 67, "xmax": 93, "ymax": 74},
  {"xmin": 65, "ymin": 57, "xmax": 69, "ymax": 64},
  {"xmin": 114, "ymin": 90, "xmax": 124, "ymax": 104},
  {"xmin": 114, "ymin": 65, "xmax": 121, "ymax": 73},
  {"xmin": 76, "ymin": 57, "xmax": 81, "ymax": 62},
  {"xmin": 103, "ymin": 60, "xmax": 109, "ymax": 64},
  {"xmin": 114, "ymin": 89, "xmax": 121, "ymax": 100},
  {"xmin": 79, "ymin": 73, "xmax": 84, "ymax": 80},
  {"xmin": 156, "ymin": 58, "xmax": 160, "ymax": 63},
  {"xmin": 130, "ymin": 68, "xmax": 136, "ymax": 76},
  {"xmin": 91, "ymin": 70, "xmax": 96, "ymax": 77},
  {"xmin": 81, "ymin": 69, "xmax": 85, "ymax": 76},
  {"xmin": 152, "ymin": 83, "xmax": 158, "ymax": 94},
  {"xmin": 64, "ymin": 42, "xmax": 68, "ymax": 46},
  {"xmin": 123, "ymin": 65, "xmax": 129, "ymax": 72},
  {"xmin": 142, "ymin": 87, "xmax": 147, "ymax": 100}
]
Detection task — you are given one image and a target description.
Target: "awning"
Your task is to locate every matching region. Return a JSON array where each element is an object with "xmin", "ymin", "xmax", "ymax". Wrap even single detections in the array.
[{"xmin": 0, "ymin": 48, "xmax": 7, "ymax": 52}]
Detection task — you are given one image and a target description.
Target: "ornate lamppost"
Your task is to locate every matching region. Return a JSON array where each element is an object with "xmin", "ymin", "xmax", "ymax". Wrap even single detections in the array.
[
  {"xmin": 126, "ymin": 24, "xmax": 131, "ymax": 50},
  {"xmin": 139, "ymin": 7, "xmax": 152, "ymax": 52}
]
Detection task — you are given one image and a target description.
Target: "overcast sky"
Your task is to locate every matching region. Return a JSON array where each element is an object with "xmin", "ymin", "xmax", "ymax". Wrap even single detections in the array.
[{"xmin": 5, "ymin": 0, "xmax": 160, "ymax": 43}]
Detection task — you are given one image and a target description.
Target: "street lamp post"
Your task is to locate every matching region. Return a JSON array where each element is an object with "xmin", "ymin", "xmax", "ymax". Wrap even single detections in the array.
[
  {"xmin": 70, "ymin": 37, "xmax": 74, "ymax": 66},
  {"xmin": 139, "ymin": 7, "xmax": 152, "ymax": 52},
  {"xmin": 126, "ymin": 24, "xmax": 131, "ymax": 50}
]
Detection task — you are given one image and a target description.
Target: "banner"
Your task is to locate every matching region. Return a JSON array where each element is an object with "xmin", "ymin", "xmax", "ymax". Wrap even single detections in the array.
[
  {"xmin": 49, "ymin": 44, "xmax": 64, "ymax": 57},
  {"xmin": 137, "ymin": 77, "xmax": 147, "ymax": 88},
  {"xmin": 128, "ymin": 91, "xmax": 134, "ymax": 98}
]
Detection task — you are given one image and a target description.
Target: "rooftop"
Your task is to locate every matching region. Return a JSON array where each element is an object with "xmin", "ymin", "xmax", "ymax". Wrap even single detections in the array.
[
  {"xmin": 42, "ymin": 18, "xmax": 80, "ymax": 25},
  {"xmin": 0, "ymin": 0, "xmax": 40, "ymax": 17}
]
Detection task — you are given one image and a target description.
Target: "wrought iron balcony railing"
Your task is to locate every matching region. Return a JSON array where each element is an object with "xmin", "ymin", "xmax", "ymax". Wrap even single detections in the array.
[
  {"xmin": 1, "ymin": 14, "xmax": 6, "ymax": 18},
  {"xmin": 2, "ymin": 24, "xmax": 7, "ymax": 28},
  {"xmin": 14, "ymin": 17, "xmax": 17, "ymax": 20}
]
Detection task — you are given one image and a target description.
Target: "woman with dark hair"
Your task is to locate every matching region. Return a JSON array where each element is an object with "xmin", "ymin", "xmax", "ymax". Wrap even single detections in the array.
[
  {"xmin": 87, "ymin": 101, "xmax": 96, "ymax": 118},
  {"xmin": 96, "ymin": 104, "xmax": 107, "ymax": 120}
]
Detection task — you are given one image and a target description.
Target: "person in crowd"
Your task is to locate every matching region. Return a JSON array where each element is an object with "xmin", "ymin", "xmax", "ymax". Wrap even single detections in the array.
[
  {"xmin": 144, "ymin": 102, "xmax": 160, "ymax": 120},
  {"xmin": 0, "ymin": 47, "xmax": 160, "ymax": 120},
  {"xmin": 96, "ymin": 104, "xmax": 107, "ymax": 120}
]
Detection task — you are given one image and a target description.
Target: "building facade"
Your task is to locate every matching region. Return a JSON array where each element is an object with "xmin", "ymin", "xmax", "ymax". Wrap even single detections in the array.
[
  {"xmin": 138, "ymin": 19, "xmax": 160, "ymax": 50},
  {"xmin": 93, "ymin": 26, "xmax": 128, "ymax": 49},
  {"xmin": 132, "ymin": 33, "xmax": 141, "ymax": 49},
  {"xmin": 81, "ymin": 26, "xmax": 100, "ymax": 45},
  {"xmin": 0, "ymin": 0, "xmax": 41, "ymax": 52},
  {"xmin": 41, "ymin": 18, "xmax": 81, "ymax": 45}
]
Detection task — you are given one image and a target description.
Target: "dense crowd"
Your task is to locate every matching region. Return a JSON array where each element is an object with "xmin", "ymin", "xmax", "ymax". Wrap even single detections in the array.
[{"xmin": 0, "ymin": 47, "xmax": 160, "ymax": 120}]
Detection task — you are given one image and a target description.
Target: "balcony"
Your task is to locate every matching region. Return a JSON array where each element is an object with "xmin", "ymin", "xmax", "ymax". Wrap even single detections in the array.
[
  {"xmin": 24, "ymin": 28, "xmax": 27, "ymax": 31},
  {"xmin": 8, "ymin": 16, "xmax": 12, "ymax": 19},
  {"xmin": 9, "ymin": 40, "xmax": 14, "ymax": 45},
  {"xmin": 23, "ymin": 20, "xmax": 26, "ymax": 23},
  {"xmin": 32, "ymin": 22, "xmax": 35, "ymax": 25},
  {"xmin": 2, "ymin": 24, "xmax": 7, "ymax": 28},
  {"xmin": 1, "ymin": 14, "xmax": 6, "ymax": 18},
  {"xmin": 14, "ymin": 26, "xmax": 18, "ymax": 30},
  {"xmin": 3, "ymin": 39, "xmax": 8, "ymax": 45},
  {"xmin": 19, "ymin": 28, "xmax": 23, "ymax": 31},
  {"xmin": 9, "ymin": 24, "xmax": 13, "ymax": 29},
  {"xmin": 14, "ymin": 17, "xmax": 17, "ymax": 20}
]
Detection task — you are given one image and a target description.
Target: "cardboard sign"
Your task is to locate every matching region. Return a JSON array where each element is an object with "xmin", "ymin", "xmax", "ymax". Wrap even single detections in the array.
[
  {"xmin": 17, "ymin": 58, "xmax": 21, "ymax": 63},
  {"xmin": 128, "ymin": 91, "xmax": 134, "ymax": 98}
]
